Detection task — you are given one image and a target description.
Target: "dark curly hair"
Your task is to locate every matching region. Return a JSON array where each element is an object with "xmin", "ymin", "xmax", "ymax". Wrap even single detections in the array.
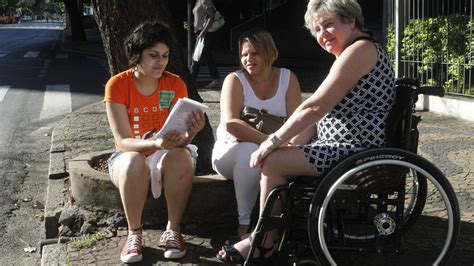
[{"xmin": 125, "ymin": 21, "xmax": 173, "ymax": 67}]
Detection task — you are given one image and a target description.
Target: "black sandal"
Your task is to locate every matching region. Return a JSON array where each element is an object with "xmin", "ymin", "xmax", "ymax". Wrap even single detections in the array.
[
  {"xmin": 216, "ymin": 245, "xmax": 245, "ymax": 264},
  {"xmin": 217, "ymin": 235, "xmax": 274, "ymax": 264}
]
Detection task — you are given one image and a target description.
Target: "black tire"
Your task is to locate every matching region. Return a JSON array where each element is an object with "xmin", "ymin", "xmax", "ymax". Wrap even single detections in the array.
[{"xmin": 308, "ymin": 148, "xmax": 460, "ymax": 266}]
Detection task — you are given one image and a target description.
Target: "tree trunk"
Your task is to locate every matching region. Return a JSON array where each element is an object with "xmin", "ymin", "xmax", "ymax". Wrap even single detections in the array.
[
  {"xmin": 64, "ymin": 0, "xmax": 86, "ymax": 41},
  {"xmin": 91, "ymin": 0, "xmax": 214, "ymax": 173}
]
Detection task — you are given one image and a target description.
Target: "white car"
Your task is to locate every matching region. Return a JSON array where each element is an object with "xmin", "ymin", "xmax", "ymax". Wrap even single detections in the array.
[{"xmin": 20, "ymin": 15, "xmax": 32, "ymax": 21}]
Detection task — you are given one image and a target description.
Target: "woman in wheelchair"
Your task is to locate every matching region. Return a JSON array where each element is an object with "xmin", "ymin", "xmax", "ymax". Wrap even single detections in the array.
[{"xmin": 217, "ymin": 0, "xmax": 396, "ymax": 263}]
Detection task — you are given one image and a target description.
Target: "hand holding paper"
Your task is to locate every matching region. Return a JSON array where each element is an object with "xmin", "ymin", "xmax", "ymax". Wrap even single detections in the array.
[
  {"xmin": 155, "ymin": 98, "xmax": 208, "ymax": 139},
  {"xmin": 185, "ymin": 109, "xmax": 206, "ymax": 138},
  {"xmin": 154, "ymin": 130, "xmax": 186, "ymax": 150}
]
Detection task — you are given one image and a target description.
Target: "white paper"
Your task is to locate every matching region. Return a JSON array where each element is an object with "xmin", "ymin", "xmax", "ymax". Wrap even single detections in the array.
[{"xmin": 155, "ymin": 98, "xmax": 208, "ymax": 138}]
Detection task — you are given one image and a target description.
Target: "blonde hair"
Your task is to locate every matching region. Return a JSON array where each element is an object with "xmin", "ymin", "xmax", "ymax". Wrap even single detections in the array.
[
  {"xmin": 238, "ymin": 28, "xmax": 278, "ymax": 69},
  {"xmin": 304, "ymin": 0, "xmax": 364, "ymax": 38}
]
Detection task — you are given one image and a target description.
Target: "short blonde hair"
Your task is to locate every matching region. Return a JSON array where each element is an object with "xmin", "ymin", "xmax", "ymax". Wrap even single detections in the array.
[
  {"xmin": 304, "ymin": 0, "xmax": 364, "ymax": 38},
  {"xmin": 238, "ymin": 28, "xmax": 278, "ymax": 69}
]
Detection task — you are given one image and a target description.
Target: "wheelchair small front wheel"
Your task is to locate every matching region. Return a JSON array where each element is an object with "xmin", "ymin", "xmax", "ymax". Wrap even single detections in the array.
[{"xmin": 308, "ymin": 148, "xmax": 460, "ymax": 266}]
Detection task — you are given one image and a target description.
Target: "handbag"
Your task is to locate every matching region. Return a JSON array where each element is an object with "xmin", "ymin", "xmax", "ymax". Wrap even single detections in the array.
[
  {"xmin": 207, "ymin": 9, "xmax": 225, "ymax": 32},
  {"xmin": 192, "ymin": 37, "xmax": 204, "ymax": 62},
  {"xmin": 240, "ymin": 106, "xmax": 286, "ymax": 135}
]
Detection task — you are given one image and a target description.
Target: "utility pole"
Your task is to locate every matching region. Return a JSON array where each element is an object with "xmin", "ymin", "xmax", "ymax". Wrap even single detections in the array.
[
  {"xmin": 394, "ymin": 0, "xmax": 404, "ymax": 78},
  {"xmin": 187, "ymin": 0, "xmax": 193, "ymax": 69}
]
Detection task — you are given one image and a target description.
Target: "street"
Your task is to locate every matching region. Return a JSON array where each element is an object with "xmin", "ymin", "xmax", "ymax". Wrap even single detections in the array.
[{"xmin": 0, "ymin": 21, "xmax": 108, "ymax": 263}]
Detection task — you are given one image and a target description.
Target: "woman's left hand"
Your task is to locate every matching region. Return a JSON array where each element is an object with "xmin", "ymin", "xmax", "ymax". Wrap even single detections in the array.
[
  {"xmin": 158, "ymin": 130, "xmax": 186, "ymax": 150},
  {"xmin": 186, "ymin": 110, "xmax": 205, "ymax": 138},
  {"xmin": 250, "ymin": 138, "xmax": 275, "ymax": 169}
]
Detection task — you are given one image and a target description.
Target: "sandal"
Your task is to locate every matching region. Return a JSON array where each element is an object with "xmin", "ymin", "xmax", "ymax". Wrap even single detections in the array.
[
  {"xmin": 216, "ymin": 244, "xmax": 245, "ymax": 264},
  {"xmin": 217, "ymin": 235, "xmax": 274, "ymax": 264}
]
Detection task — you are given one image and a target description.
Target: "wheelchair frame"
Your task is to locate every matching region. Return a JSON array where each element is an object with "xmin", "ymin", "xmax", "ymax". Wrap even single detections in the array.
[{"xmin": 244, "ymin": 78, "xmax": 460, "ymax": 266}]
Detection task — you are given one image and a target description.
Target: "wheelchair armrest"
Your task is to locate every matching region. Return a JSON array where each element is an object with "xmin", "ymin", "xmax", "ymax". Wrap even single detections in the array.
[
  {"xmin": 416, "ymin": 86, "xmax": 445, "ymax": 97},
  {"xmin": 396, "ymin": 77, "xmax": 420, "ymax": 87}
]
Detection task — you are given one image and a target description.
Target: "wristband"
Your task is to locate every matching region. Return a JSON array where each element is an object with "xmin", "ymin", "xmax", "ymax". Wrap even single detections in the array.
[{"xmin": 267, "ymin": 133, "xmax": 280, "ymax": 149}]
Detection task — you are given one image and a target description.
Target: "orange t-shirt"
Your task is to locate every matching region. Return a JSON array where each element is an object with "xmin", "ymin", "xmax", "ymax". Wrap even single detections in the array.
[{"xmin": 104, "ymin": 69, "xmax": 188, "ymax": 146}]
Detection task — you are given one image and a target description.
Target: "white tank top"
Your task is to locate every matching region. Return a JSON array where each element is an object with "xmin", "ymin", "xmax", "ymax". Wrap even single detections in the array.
[{"xmin": 216, "ymin": 68, "xmax": 291, "ymax": 143}]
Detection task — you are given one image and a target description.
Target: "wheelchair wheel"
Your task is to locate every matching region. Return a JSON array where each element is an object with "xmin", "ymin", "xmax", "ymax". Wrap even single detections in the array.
[{"xmin": 308, "ymin": 148, "xmax": 460, "ymax": 266}]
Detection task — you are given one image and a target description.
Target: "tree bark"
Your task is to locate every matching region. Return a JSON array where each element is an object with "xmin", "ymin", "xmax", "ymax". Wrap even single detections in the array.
[
  {"xmin": 91, "ymin": 0, "xmax": 214, "ymax": 173},
  {"xmin": 64, "ymin": 0, "xmax": 86, "ymax": 41}
]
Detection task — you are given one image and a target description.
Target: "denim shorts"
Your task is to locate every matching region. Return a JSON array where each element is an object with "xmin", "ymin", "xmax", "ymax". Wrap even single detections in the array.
[{"xmin": 107, "ymin": 151, "xmax": 122, "ymax": 178}]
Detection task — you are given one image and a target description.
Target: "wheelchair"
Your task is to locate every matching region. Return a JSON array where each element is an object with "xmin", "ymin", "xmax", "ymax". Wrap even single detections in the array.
[{"xmin": 244, "ymin": 78, "xmax": 460, "ymax": 266}]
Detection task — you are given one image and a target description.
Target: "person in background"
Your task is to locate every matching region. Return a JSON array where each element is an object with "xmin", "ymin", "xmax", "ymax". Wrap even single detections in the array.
[
  {"xmin": 104, "ymin": 21, "xmax": 205, "ymax": 263},
  {"xmin": 188, "ymin": 0, "xmax": 222, "ymax": 88},
  {"xmin": 217, "ymin": 0, "xmax": 396, "ymax": 263},
  {"xmin": 212, "ymin": 28, "xmax": 306, "ymax": 244}
]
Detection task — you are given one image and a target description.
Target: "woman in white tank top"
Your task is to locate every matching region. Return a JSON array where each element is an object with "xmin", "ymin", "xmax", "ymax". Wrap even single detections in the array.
[{"xmin": 211, "ymin": 28, "xmax": 307, "ymax": 241}]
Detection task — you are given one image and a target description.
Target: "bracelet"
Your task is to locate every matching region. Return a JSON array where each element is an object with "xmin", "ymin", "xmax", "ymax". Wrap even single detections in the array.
[{"xmin": 267, "ymin": 133, "xmax": 280, "ymax": 149}]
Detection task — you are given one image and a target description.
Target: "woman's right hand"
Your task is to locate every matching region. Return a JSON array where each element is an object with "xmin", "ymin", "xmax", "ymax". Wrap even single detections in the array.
[
  {"xmin": 250, "ymin": 137, "xmax": 276, "ymax": 169},
  {"xmin": 154, "ymin": 130, "xmax": 185, "ymax": 150}
]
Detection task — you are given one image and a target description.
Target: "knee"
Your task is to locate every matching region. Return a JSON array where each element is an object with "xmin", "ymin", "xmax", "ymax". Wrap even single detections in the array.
[
  {"xmin": 162, "ymin": 148, "xmax": 194, "ymax": 177},
  {"xmin": 261, "ymin": 152, "xmax": 280, "ymax": 177},
  {"xmin": 119, "ymin": 152, "xmax": 149, "ymax": 181},
  {"xmin": 233, "ymin": 142, "xmax": 259, "ymax": 168},
  {"xmin": 238, "ymin": 142, "xmax": 259, "ymax": 156},
  {"xmin": 111, "ymin": 152, "xmax": 149, "ymax": 190}
]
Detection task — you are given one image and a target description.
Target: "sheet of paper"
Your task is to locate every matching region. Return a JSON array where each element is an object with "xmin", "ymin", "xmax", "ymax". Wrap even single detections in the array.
[{"xmin": 155, "ymin": 97, "xmax": 208, "ymax": 138}]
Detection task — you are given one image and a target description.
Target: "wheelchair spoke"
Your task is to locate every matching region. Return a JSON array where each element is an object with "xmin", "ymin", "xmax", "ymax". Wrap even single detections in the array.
[{"xmin": 308, "ymin": 149, "xmax": 460, "ymax": 266}]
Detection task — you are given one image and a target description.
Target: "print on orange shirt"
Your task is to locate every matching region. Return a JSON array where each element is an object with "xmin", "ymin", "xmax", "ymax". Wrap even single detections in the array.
[
  {"xmin": 130, "ymin": 97, "xmax": 173, "ymax": 139},
  {"xmin": 159, "ymin": 90, "xmax": 175, "ymax": 109}
]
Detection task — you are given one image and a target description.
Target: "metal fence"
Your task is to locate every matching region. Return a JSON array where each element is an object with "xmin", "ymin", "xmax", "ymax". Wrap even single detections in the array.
[{"xmin": 385, "ymin": 0, "xmax": 473, "ymax": 97}]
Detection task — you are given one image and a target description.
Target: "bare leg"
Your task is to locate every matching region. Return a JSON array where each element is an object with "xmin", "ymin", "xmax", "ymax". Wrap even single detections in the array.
[
  {"xmin": 161, "ymin": 148, "xmax": 194, "ymax": 232},
  {"xmin": 111, "ymin": 152, "xmax": 150, "ymax": 234},
  {"xmin": 259, "ymin": 147, "xmax": 317, "ymax": 212},
  {"xmin": 218, "ymin": 147, "xmax": 317, "ymax": 258}
]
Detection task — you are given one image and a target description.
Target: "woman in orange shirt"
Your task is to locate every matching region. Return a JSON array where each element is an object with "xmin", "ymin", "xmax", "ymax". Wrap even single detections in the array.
[{"xmin": 104, "ymin": 21, "xmax": 205, "ymax": 263}]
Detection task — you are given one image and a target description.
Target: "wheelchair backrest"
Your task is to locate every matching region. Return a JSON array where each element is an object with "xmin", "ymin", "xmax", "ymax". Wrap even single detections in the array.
[{"xmin": 384, "ymin": 82, "xmax": 419, "ymax": 152}]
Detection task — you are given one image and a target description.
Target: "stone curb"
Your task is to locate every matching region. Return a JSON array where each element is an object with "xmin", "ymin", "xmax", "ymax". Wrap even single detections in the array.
[{"xmin": 44, "ymin": 118, "xmax": 70, "ymax": 240}]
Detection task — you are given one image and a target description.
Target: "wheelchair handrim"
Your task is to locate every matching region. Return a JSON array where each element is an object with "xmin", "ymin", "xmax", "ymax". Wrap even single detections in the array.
[{"xmin": 317, "ymin": 159, "xmax": 456, "ymax": 266}]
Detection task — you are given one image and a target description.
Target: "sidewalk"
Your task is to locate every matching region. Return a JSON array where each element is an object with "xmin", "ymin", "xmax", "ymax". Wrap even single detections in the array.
[{"xmin": 41, "ymin": 28, "xmax": 474, "ymax": 265}]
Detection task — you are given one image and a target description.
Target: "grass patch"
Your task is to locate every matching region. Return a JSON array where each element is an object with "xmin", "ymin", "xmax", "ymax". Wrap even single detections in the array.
[{"xmin": 68, "ymin": 231, "xmax": 105, "ymax": 249}]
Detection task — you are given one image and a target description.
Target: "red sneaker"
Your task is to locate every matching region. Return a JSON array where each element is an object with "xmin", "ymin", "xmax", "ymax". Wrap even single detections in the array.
[
  {"xmin": 120, "ymin": 234, "xmax": 143, "ymax": 263},
  {"xmin": 160, "ymin": 229, "xmax": 186, "ymax": 259}
]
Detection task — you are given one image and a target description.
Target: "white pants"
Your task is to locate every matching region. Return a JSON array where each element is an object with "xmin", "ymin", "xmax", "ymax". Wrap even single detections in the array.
[{"xmin": 212, "ymin": 141, "xmax": 260, "ymax": 225}]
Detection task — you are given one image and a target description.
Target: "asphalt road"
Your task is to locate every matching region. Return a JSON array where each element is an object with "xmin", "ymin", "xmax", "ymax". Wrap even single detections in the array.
[{"xmin": 0, "ymin": 21, "xmax": 108, "ymax": 264}]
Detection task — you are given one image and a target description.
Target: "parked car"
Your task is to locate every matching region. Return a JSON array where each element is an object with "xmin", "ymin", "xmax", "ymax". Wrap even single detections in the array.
[
  {"xmin": 0, "ymin": 16, "xmax": 18, "ymax": 24},
  {"xmin": 19, "ymin": 15, "xmax": 33, "ymax": 21}
]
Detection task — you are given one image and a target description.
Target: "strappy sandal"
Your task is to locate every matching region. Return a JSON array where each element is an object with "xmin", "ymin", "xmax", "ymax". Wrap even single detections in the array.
[
  {"xmin": 216, "ymin": 244, "xmax": 245, "ymax": 264},
  {"xmin": 217, "ymin": 235, "xmax": 274, "ymax": 264}
]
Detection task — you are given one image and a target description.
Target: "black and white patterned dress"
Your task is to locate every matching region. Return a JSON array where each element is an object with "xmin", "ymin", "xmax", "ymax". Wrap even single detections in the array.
[{"xmin": 300, "ymin": 39, "xmax": 395, "ymax": 173}]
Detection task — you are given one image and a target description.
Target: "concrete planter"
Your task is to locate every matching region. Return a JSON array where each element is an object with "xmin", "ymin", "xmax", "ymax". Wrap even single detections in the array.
[
  {"xmin": 69, "ymin": 149, "xmax": 121, "ymax": 209},
  {"xmin": 69, "ymin": 150, "xmax": 237, "ymax": 223}
]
